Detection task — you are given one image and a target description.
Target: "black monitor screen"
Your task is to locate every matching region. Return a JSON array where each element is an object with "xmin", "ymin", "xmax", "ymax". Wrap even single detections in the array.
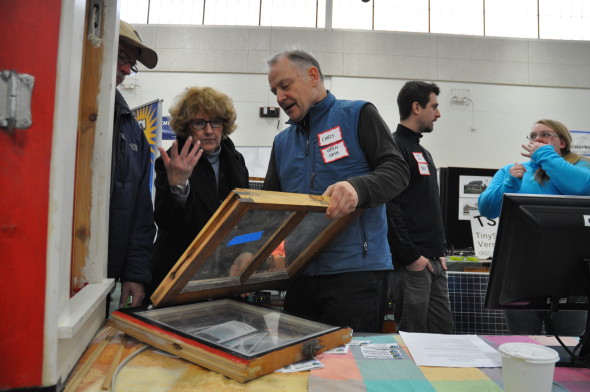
[{"xmin": 485, "ymin": 194, "xmax": 590, "ymax": 311}]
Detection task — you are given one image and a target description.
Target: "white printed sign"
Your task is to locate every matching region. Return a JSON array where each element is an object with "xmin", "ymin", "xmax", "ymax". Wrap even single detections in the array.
[
  {"xmin": 570, "ymin": 130, "xmax": 590, "ymax": 156},
  {"xmin": 469, "ymin": 210, "xmax": 499, "ymax": 259},
  {"xmin": 275, "ymin": 358, "xmax": 324, "ymax": 373}
]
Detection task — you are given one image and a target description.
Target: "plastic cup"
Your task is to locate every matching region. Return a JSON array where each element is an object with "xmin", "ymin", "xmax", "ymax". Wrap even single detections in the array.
[{"xmin": 498, "ymin": 342, "xmax": 559, "ymax": 392}]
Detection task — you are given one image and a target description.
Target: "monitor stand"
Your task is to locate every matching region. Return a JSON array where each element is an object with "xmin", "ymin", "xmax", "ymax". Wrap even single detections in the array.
[
  {"xmin": 553, "ymin": 259, "xmax": 590, "ymax": 368},
  {"xmin": 552, "ymin": 344, "xmax": 589, "ymax": 367}
]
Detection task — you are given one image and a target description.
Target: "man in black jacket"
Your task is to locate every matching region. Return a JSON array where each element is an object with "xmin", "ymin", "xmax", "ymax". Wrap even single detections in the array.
[
  {"xmin": 387, "ymin": 81, "xmax": 454, "ymax": 333},
  {"xmin": 108, "ymin": 21, "xmax": 158, "ymax": 310}
]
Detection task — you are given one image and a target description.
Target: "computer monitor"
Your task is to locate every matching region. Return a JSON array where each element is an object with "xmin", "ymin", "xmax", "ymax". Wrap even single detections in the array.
[{"xmin": 484, "ymin": 194, "xmax": 590, "ymax": 366}]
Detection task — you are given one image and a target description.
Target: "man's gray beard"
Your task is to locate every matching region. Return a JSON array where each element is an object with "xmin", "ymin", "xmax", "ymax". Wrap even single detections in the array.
[{"xmin": 422, "ymin": 127, "xmax": 433, "ymax": 133}]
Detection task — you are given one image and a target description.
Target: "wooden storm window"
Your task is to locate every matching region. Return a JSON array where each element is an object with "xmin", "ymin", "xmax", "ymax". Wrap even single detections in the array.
[{"xmin": 112, "ymin": 188, "xmax": 360, "ymax": 382}]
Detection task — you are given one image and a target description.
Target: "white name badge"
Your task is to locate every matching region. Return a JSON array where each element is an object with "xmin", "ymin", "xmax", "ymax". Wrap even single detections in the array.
[
  {"xmin": 418, "ymin": 162, "xmax": 430, "ymax": 175},
  {"xmin": 318, "ymin": 126, "xmax": 343, "ymax": 147},
  {"xmin": 413, "ymin": 152, "xmax": 427, "ymax": 163},
  {"xmin": 321, "ymin": 140, "xmax": 349, "ymax": 163}
]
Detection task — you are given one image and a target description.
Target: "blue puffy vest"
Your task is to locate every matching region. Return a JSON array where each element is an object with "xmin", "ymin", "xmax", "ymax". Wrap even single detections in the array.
[{"xmin": 273, "ymin": 92, "xmax": 392, "ymax": 275}]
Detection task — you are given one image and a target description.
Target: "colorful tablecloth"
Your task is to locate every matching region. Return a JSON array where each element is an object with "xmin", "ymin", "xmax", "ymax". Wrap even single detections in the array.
[
  {"xmin": 67, "ymin": 324, "xmax": 590, "ymax": 392},
  {"xmin": 308, "ymin": 334, "xmax": 590, "ymax": 392}
]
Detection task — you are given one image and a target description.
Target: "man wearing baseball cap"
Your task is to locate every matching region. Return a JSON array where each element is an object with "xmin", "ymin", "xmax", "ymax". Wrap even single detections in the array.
[{"xmin": 107, "ymin": 20, "xmax": 158, "ymax": 313}]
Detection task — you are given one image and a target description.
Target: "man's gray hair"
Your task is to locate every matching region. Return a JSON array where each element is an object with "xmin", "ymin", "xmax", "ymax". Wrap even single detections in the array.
[{"xmin": 267, "ymin": 50, "xmax": 325, "ymax": 82}]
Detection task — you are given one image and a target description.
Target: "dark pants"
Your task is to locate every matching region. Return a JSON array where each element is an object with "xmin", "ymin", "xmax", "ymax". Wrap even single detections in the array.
[
  {"xmin": 283, "ymin": 271, "xmax": 390, "ymax": 333},
  {"xmin": 393, "ymin": 258, "xmax": 454, "ymax": 334},
  {"xmin": 504, "ymin": 310, "xmax": 587, "ymax": 336}
]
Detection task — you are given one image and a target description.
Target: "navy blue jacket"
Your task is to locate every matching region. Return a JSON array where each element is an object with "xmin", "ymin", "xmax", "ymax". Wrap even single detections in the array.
[{"xmin": 108, "ymin": 90, "xmax": 156, "ymax": 285}]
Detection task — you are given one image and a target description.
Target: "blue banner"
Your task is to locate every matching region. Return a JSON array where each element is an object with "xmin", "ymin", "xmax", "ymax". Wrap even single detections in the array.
[
  {"xmin": 132, "ymin": 100, "xmax": 162, "ymax": 197},
  {"xmin": 162, "ymin": 116, "xmax": 176, "ymax": 140}
]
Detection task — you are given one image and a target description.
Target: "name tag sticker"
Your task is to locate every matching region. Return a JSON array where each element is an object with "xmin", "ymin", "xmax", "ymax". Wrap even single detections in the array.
[
  {"xmin": 413, "ymin": 152, "xmax": 427, "ymax": 163},
  {"xmin": 318, "ymin": 126, "xmax": 343, "ymax": 147},
  {"xmin": 418, "ymin": 162, "xmax": 430, "ymax": 175},
  {"xmin": 321, "ymin": 141, "xmax": 349, "ymax": 163}
]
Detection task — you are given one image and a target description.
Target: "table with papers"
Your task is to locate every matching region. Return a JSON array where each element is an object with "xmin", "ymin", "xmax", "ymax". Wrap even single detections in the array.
[
  {"xmin": 309, "ymin": 333, "xmax": 590, "ymax": 392},
  {"xmin": 65, "ymin": 323, "xmax": 590, "ymax": 392}
]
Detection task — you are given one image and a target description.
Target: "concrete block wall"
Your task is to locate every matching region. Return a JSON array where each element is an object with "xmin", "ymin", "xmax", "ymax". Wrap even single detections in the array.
[{"xmin": 134, "ymin": 25, "xmax": 590, "ymax": 88}]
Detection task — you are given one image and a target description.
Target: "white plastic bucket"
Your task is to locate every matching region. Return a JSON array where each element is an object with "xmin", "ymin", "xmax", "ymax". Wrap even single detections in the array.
[{"xmin": 498, "ymin": 342, "xmax": 559, "ymax": 392}]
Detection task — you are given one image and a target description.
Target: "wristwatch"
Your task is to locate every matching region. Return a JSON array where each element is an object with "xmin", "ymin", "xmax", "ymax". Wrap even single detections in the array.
[{"xmin": 170, "ymin": 179, "xmax": 189, "ymax": 196}]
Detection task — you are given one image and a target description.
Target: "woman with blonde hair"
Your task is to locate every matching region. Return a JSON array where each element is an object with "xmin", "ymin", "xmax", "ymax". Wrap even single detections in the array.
[
  {"xmin": 146, "ymin": 87, "xmax": 249, "ymax": 300},
  {"xmin": 478, "ymin": 119, "xmax": 590, "ymax": 335},
  {"xmin": 479, "ymin": 119, "xmax": 590, "ymax": 218}
]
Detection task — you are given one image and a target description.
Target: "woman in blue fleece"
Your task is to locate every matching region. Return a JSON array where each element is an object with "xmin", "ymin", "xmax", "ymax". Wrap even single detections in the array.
[{"xmin": 479, "ymin": 119, "xmax": 590, "ymax": 336}]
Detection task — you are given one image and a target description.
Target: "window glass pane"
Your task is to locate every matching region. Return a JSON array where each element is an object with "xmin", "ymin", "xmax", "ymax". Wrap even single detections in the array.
[
  {"xmin": 332, "ymin": 0, "xmax": 373, "ymax": 30},
  {"xmin": 261, "ymin": 0, "xmax": 324, "ymax": 28},
  {"xmin": 485, "ymin": 0, "xmax": 537, "ymax": 38},
  {"xmin": 204, "ymin": 0, "xmax": 260, "ymax": 26},
  {"xmin": 374, "ymin": 0, "xmax": 428, "ymax": 33},
  {"xmin": 540, "ymin": 0, "xmax": 590, "ymax": 40},
  {"xmin": 430, "ymin": 0, "xmax": 483, "ymax": 36},
  {"xmin": 121, "ymin": 0, "xmax": 150, "ymax": 24},
  {"xmin": 148, "ymin": 0, "xmax": 205, "ymax": 24}
]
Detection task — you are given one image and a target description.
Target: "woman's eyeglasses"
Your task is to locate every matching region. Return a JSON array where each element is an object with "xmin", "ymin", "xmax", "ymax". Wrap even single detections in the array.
[
  {"xmin": 190, "ymin": 118, "xmax": 224, "ymax": 130},
  {"xmin": 526, "ymin": 132, "xmax": 557, "ymax": 141}
]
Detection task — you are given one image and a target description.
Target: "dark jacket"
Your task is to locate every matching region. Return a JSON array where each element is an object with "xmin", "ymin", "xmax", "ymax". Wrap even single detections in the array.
[
  {"xmin": 108, "ymin": 90, "xmax": 156, "ymax": 285},
  {"xmin": 147, "ymin": 136, "xmax": 249, "ymax": 297},
  {"xmin": 386, "ymin": 124, "xmax": 446, "ymax": 268}
]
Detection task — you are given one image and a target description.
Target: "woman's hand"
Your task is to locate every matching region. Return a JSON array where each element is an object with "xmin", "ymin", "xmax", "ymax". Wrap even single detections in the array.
[
  {"xmin": 520, "ymin": 141, "xmax": 544, "ymax": 158},
  {"xmin": 509, "ymin": 163, "xmax": 526, "ymax": 178},
  {"xmin": 158, "ymin": 136, "xmax": 203, "ymax": 187}
]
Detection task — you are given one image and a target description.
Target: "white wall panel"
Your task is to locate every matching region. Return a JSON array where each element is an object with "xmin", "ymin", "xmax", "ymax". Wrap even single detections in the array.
[
  {"xmin": 529, "ymin": 63, "xmax": 590, "ymax": 88},
  {"xmin": 269, "ymin": 28, "xmax": 345, "ymax": 52},
  {"xmin": 438, "ymin": 35, "xmax": 530, "ymax": 62},
  {"xmin": 528, "ymin": 40, "xmax": 590, "ymax": 65},
  {"xmin": 342, "ymin": 31, "xmax": 438, "ymax": 56}
]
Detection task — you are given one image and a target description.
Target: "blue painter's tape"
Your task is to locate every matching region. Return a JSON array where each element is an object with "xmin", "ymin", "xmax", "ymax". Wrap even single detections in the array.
[{"xmin": 227, "ymin": 231, "xmax": 264, "ymax": 247}]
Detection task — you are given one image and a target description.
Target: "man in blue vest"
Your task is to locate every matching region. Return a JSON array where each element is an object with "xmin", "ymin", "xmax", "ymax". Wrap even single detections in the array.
[{"xmin": 264, "ymin": 50, "xmax": 409, "ymax": 332}]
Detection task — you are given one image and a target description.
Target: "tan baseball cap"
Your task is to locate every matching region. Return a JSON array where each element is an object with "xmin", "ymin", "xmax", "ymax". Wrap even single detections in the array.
[{"xmin": 119, "ymin": 20, "xmax": 158, "ymax": 69}]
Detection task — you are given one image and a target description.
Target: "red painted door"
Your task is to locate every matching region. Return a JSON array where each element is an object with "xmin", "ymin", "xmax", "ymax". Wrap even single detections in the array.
[{"xmin": 0, "ymin": 0, "xmax": 61, "ymax": 388}]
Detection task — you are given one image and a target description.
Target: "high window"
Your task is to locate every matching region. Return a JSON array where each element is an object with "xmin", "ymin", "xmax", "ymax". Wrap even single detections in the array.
[{"xmin": 121, "ymin": 0, "xmax": 590, "ymax": 41}]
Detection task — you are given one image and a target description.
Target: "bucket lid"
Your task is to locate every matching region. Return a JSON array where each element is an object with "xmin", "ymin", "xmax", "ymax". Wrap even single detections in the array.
[{"xmin": 498, "ymin": 342, "xmax": 559, "ymax": 364}]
